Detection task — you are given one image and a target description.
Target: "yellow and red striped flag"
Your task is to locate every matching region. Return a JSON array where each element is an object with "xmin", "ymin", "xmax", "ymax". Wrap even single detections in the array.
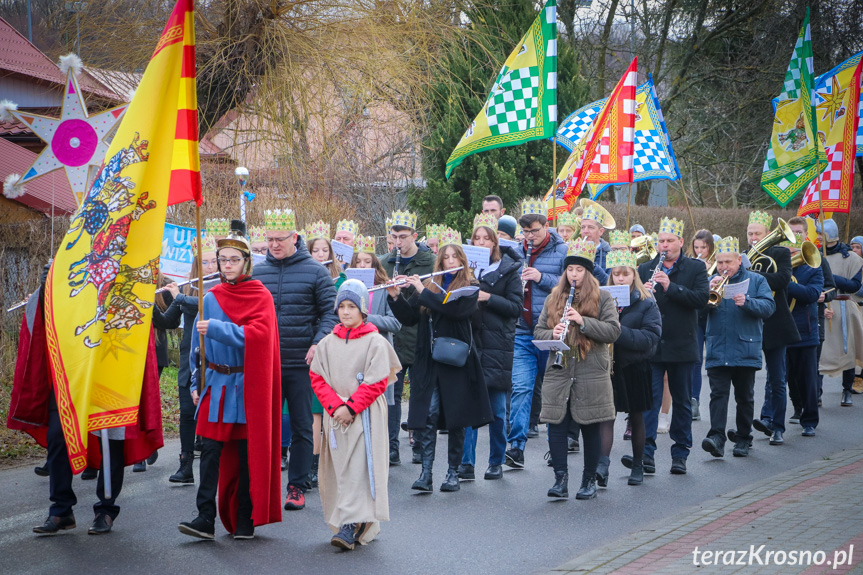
[{"xmin": 44, "ymin": 0, "xmax": 201, "ymax": 472}]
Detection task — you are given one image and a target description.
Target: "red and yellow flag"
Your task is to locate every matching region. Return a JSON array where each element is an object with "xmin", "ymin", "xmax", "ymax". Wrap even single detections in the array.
[{"xmin": 44, "ymin": 0, "xmax": 201, "ymax": 472}]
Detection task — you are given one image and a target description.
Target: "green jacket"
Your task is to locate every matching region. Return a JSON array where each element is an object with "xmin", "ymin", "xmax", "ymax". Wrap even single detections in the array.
[{"xmin": 382, "ymin": 244, "xmax": 436, "ymax": 365}]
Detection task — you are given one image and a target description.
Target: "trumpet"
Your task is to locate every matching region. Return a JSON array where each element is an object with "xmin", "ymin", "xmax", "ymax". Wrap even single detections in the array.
[
  {"xmin": 368, "ymin": 267, "xmax": 464, "ymax": 292},
  {"xmin": 648, "ymin": 251, "xmax": 668, "ymax": 293},
  {"xmin": 551, "ymin": 283, "xmax": 576, "ymax": 370},
  {"xmin": 707, "ymin": 270, "xmax": 730, "ymax": 308}
]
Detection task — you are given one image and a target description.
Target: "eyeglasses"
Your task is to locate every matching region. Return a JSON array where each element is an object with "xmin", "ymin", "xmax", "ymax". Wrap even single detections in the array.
[
  {"xmin": 522, "ymin": 227, "xmax": 544, "ymax": 237},
  {"xmin": 266, "ymin": 234, "xmax": 293, "ymax": 243},
  {"xmin": 251, "ymin": 248, "xmax": 267, "ymax": 255},
  {"xmin": 391, "ymin": 233, "xmax": 413, "ymax": 241},
  {"xmin": 218, "ymin": 257, "xmax": 244, "ymax": 265}
]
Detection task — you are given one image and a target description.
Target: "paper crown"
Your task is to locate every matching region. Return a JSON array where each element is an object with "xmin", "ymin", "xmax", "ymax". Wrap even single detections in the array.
[
  {"xmin": 609, "ymin": 230, "xmax": 630, "ymax": 247},
  {"xmin": 579, "ymin": 198, "xmax": 616, "ymax": 229},
  {"xmin": 390, "ymin": 210, "xmax": 417, "ymax": 229},
  {"xmin": 439, "ymin": 228, "xmax": 462, "ymax": 248},
  {"xmin": 385, "ymin": 217, "xmax": 393, "ymax": 230},
  {"xmin": 658, "ymin": 216, "xmax": 684, "ymax": 238},
  {"xmin": 780, "ymin": 231, "xmax": 805, "ymax": 249},
  {"xmin": 556, "ymin": 211, "xmax": 579, "ymax": 229},
  {"xmin": 426, "ymin": 223, "xmax": 448, "ymax": 240},
  {"xmin": 472, "ymin": 213, "xmax": 498, "ymax": 233},
  {"xmin": 249, "ymin": 226, "xmax": 266, "ymax": 243},
  {"xmin": 354, "ymin": 235, "xmax": 377, "ymax": 254},
  {"xmin": 336, "ymin": 219, "xmax": 359, "ymax": 236},
  {"xmin": 748, "ymin": 211, "xmax": 772, "ymax": 229},
  {"xmin": 206, "ymin": 218, "xmax": 231, "ymax": 238},
  {"xmin": 715, "ymin": 236, "xmax": 740, "ymax": 254},
  {"xmin": 306, "ymin": 220, "xmax": 331, "ymax": 241},
  {"xmin": 607, "ymin": 249, "xmax": 638, "ymax": 269},
  {"xmin": 192, "ymin": 234, "xmax": 218, "ymax": 254},
  {"xmin": 297, "ymin": 229, "xmax": 305, "ymax": 238},
  {"xmin": 265, "ymin": 209, "xmax": 296, "ymax": 232},
  {"xmin": 567, "ymin": 238, "xmax": 597, "ymax": 262},
  {"xmin": 651, "ymin": 233, "xmax": 659, "ymax": 249},
  {"xmin": 521, "ymin": 197, "xmax": 546, "ymax": 216}
]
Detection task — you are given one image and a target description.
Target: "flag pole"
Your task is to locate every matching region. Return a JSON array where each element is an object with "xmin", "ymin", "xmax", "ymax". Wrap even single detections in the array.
[
  {"xmin": 626, "ymin": 183, "xmax": 634, "ymax": 230},
  {"xmin": 679, "ymin": 182, "xmax": 696, "ymax": 234},
  {"xmin": 100, "ymin": 431, "xmax": 111, "ymax": 499},
  {"xmin": 552, "ymin": 135, "xmax": 557, "ymax": 224},
  {"xmin": 816, "ymin": 158, "xmax": 827, "ymax": 258},
  {"xmin": 195, "ymin": 204, "xmax": 205, "ymax": 391}
]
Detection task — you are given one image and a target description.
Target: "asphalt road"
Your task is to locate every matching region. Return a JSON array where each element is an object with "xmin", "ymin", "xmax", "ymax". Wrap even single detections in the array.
[{"xmin": 1, "ymin": 371, "xmax": 861, "ymax": 575}]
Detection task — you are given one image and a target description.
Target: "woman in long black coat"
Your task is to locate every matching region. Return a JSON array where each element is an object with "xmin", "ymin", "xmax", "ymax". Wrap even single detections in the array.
[
  {"xmin": 458, "ymin": 221, "xmax": 523, "ymax": 482},
  {"xmin": 388, "ymin": 241, "xmax": 493, "ymax": 494}
]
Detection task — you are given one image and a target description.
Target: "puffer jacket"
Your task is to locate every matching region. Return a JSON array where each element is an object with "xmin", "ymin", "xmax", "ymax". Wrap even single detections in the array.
[
  {"xmin": 613, "ymin": 289, "xmax": 661, "ymax": 369},
  {"xmin": 535, "ymin": 289, "xmax": 621, "ymax": 425},
  {"xmin": 787, "ymin": 263, "xmax": 824, "ymax": 348},
  {"xmin": 473, "ymin": 247, "xmax": 523, "ymax": 392},
  {"xmin": 517, "ymin": 230, "xmax": 568, "ymax": 335},
  {"xmin": 381, "ymin": 243, "xmax": 436, "ymax": 365},
  {"xmin": 252, "ymin": 237, "xmax": 338, "ymax": 369},
  {"xmin": 704, "ymin": 268, "xmax": 775, "ymax": 369}
]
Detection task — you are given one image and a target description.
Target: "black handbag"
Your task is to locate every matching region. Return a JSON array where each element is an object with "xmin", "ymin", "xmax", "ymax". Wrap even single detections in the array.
[{"xmin": 429, "ymin": 316, "xmax": 472, "ymax": 367}]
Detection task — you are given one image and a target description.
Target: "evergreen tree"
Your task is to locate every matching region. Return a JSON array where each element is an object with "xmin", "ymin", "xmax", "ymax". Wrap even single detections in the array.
[{"xmin": 410, "ymin": 0, "xmax": 590, "ymax": 236}]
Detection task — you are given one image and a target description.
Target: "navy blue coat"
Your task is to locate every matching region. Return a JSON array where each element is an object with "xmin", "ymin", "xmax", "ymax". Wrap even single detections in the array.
[
  {"xmin": 613, "ymin": 289, "xmax": 662, "ymax": 368},
  {"xmin": 252, "ymin": 238, "xmax": 338, "ymax": 370},
  {"xmin": 705, "ymin": 269, "xmax": 775, "ymax": 369},
  {"xmin": 517, "ymin": 230, "xmax": 568, "ymax": 335},
  {"xmin": 787, "ymin": 263, "xmax": 824, "ymax": 348}
]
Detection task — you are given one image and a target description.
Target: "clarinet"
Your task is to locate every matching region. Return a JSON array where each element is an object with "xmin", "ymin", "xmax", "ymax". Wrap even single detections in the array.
[
  {"xmin": 521, "ymin": 241, "xmax": 533, "ymax": 293},
  {"xmin": 551, "ymin": 283, "xmax": 577, "ymax": 370},
  {"xmin": 649, "ymin": 251, "xmax": 668, "ymax": 293},
  {"xmin": 394, "ymin": 247, "xmax": 402, "ymax": 276}
]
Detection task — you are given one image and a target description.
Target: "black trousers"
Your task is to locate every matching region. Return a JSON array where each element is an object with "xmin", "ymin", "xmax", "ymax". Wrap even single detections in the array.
[
  {"xmin": 197, "ymin": 438, "xmax": 252, "ymax": 528},
  {"xmin": 416, "ymin": 386, "xmax": 466, "ymax": 469},
  {"xmin": 549, "ymin": 409, "xmax": 600, "ymax": 482},
  {"xmin": 282, "ymin": 366, "xmax": 314, "ymax": 489},
  {"xmin": 787, "ymin": 345, "xmax": 820, "ymax": 428},
  {"xmin": 389, "ymin": 365, "xmax": 410, "ymax": 451},
  {"xmin": 178, "ymin": 383, "xmax": 196, "ymax": 454},
  {"xmin": 706, "ymin": 366, "xmax": 756, "ymax": 443},
  {"xmin": 47, "ymin": 393, "xmax": 124, "ymax": 519}
]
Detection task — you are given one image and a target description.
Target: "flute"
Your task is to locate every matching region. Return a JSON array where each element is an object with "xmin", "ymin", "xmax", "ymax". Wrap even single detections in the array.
[
  {"xmin": 155, "ymin": 272, "xmax": 221, "ymax": 294},
  {"xmin": 368, "ymin": 267, "xmax": 464, "ymax": 292}
]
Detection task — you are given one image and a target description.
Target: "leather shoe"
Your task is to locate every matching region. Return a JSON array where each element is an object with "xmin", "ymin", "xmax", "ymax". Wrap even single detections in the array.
[
  {"xmin": 670, "ymin": 458, "xmax": 687, "ymax": 475},
  {"xmin": 33, "ymin": 514, "xmax": 76, "ymax": 535},
  {"xmin": 412, "ymin": 469, "xmax": 433, "ymax": 492},
  {"xmin": 802, "ymin": 426, "xmax": 816, "ymax": 437},
  {"xmin": 132, "ymin": 461, "xmax": 147, "ymax": 472},
  {"xmin": 457, "ymin": 463, "xmax": 475, "ymax": 481},
  {"xmin": 752, "ymin": 419, "xmax": 773, "ymax": 437},
  {"xmin": 484, "ymin": 465, "xmax": 503, "ymax": 480},
  {"xmin": 732, "ymin": 441, "xmax": 750, "ymax": 457},
  {"xmin": 841, "ymin": 390, "xmax": 853, "ymax": 406},
  {"xmin": 440, "ymin": 467, "xmax": 460, "ymax": 492},
  {"xmin": 575, "ymin": 477, "xmax": 597, "ymax": 500},
  {"xmin": 621, "ymin": 454, "xmax": 655, "ymax": 474},
  {"xmin": 701, "ymin": 435, "xmax": 724, "ymax": 458},
  {"xmin": 88, "ymin": 514, "xmax": 113, "ymax": 535},
  {"xmin": 81, "ymin": 467, "xmax": 98, "ymax": 480},
  {"xmin": 547, "ymin": 471, "xmax": 568, "ymax": 498},
  {"xmin": 34, "ymin": 462, "xmax": 50, "ymax": 477},
  {"xmin": 769, "ymin": 430, "xmax": 784, "ymax": 445}
]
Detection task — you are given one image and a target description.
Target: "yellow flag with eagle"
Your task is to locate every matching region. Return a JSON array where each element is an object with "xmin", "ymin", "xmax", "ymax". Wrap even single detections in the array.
[{"xmin": 44, "ymin": 0, "xmax": 202, "ymax": 472}]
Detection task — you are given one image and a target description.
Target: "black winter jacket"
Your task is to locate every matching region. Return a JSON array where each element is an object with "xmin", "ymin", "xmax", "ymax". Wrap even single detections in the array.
[
  {"xmin": 474, "ymin": 247, "xmax": 523, "ymax": 392},
  {"xmin": 157, "ymin": 292, "xmax": 199, "ymax": 387},
  {"xmin": 252, "ymin": 239, "xmax": 338, "ymax": 370},
  {"xmin": 637, "ymin": 254, "xmax": 709, "ymax": 363},
  {"xmin": 750, "ymin": 245, "xmax": 800, "ymax": 349},
  {"xmin": 381, "ymin": 244, "xmax": 436, "ymax": 365},
  {"xmin": 613, "ymin": 290, "xmax": 662, "ymax": 369}
]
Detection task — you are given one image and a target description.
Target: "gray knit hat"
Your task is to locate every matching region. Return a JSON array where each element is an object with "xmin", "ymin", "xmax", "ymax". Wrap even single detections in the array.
[
  {"xmin": 498, "ymin": 215, "xmax": 518, "ymax": 238},
  {"xmin": 335, "ymin": 279, "xmax": 369, "ymax": 316}
]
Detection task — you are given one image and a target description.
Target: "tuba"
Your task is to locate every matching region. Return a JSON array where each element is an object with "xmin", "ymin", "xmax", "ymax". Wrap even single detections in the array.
[
  {"xmin": 746, "ymin": 218, "xmax": 796, "ymax": 273},
  {"xmin": 631, "ymin": 235, "xmax": 657, "ymax": 266}
]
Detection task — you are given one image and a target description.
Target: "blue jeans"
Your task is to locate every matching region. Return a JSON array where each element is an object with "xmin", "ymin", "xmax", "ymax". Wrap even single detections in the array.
[
  {"xmin": 645, "ymin": 362, "xmax": 693, "ymax": 461},
  {"xmin": 690, "ymin": 324, "xmax": 706, "ymax": 401},
  {"xmin": 463, "ymin": 390, "xmax": 507, "ymax": 466},
  {"xmin": 759, "ymin": 346, "xmax": 787, "ymax": 433},
  {"xmin": 507, "ymin": 334, "xmax": 549, "ymax": 450}
]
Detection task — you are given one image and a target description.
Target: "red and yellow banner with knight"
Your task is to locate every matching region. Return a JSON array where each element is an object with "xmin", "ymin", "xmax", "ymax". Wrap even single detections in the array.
[{"xmin": 44, "ymin": 0, "xmax": 201, "ymax": 472}]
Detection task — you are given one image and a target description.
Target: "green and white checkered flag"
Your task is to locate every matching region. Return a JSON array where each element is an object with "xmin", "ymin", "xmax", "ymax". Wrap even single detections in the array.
[{"xmin": 445, "ymin": 0, "xmax": 557, "ymax": 179}]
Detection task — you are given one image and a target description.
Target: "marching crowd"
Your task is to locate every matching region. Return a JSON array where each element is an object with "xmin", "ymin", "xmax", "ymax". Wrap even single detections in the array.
[{"xmin": 10, "ymin": 195, "xmax": 863, "ymax": 551}]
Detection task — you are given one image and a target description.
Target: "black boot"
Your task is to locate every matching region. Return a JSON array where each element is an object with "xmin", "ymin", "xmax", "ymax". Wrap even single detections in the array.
[
  {"xmin": 628, "ymin": 460, "xmax": 644, "ymax": 486},
  {"xmin": 411, "ymin": 428, "xmax": 434, "ymax": 492},
  {"xmin": 440, "ymin": 467, "xmax": 460, "ymax": 492},
  {"xmin": 595, "ymin": 456, "xmax": 610, "ymax": 487},
  {"xmin": 575, "ymin": 474, "xmax": 597, "ymax": 500},
  {"xmin": 169, "ymin": 451, "xmax": 195, "ymax": 484},
  {"xmin": 310, "ymin": 454, "xmax": 319, "ymax": 488},
  {"xmin": 547, "ymin": 470, "xmax": 568, "ymax": 498},
  {"xmin": 412, "ymin": 467, "xmax": 433, "ymax": 492}
]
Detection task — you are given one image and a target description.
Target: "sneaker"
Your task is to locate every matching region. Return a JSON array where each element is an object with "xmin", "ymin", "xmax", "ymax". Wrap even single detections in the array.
[
  {"xmin": 802, "ymin": 426, "xmax": 816, "ymax": 437},
  {"xmin": 788, "ymin": 409, "xmax": 802, "ymax": 425},
  {"xmin": 331, "ymin": 523, "xmax": 356, "ymax": 550},
  {"xmin": 752, "ymin": 419, "xmax": 773, "ymax": 437},
  {"xmin": 841, "ymin": 390, "xmax": 853, "ymax": 407},
  {"xmin": 284, "ymin": 485, "xmax": 305, "ymax": 510},
  {"xmin": 769, "ymin": 430, "xmax": 784, "ymax": 445},
  {"xmin": 456, "ymin": 463, "xmax": 475, "ymax": 481},
  {"xmin": 701, "ymin": 435, "xmax": 724, "ymax": 458},
  {"xmin": 670, "ymin": 458, "xmax": 687, "ymax": 475},
  {"xmin": 657, "ymin": 412, "xmax": 671, "ymax": 433},
  {"xmin": 233, "ymin": 522, "xmax": 255, "ymax": 540},
  {"xmin": 179, "ymin": 516, "xmax": 215, "ymax": 540},
  {"xmin": 389, "ymin": 449, "xmax": 401, "ymax": 466},
  {"xmin": 567, "ymin": 437, "xmax": 580, "ymax": 453},
  {"xmin": 527, "ymin": 425, "xmax": 539, "ymax": 439},
  {"xmin": 504, "ymin": 447, "xmax": 524, "ymax": 469},
  {"xmin": 732, "ymin": 441, "xmax": 750, "ymax": 457},
  {"xmin": 132, "ymin": 461, "xmax": 147, "ymax": 472},
  {"xmin": 691, "ymin": 398, "xmax": 700, "ymax": 421}
]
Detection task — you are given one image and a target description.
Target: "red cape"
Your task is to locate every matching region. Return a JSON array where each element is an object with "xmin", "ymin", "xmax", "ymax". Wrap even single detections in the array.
[
  {"xmin": 7, "ymin": 291, "xmax": 163, "ymax": 469},
  {"xmin": 209, "ymin": 279, "xmax": 282, "ymax": 532}
]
